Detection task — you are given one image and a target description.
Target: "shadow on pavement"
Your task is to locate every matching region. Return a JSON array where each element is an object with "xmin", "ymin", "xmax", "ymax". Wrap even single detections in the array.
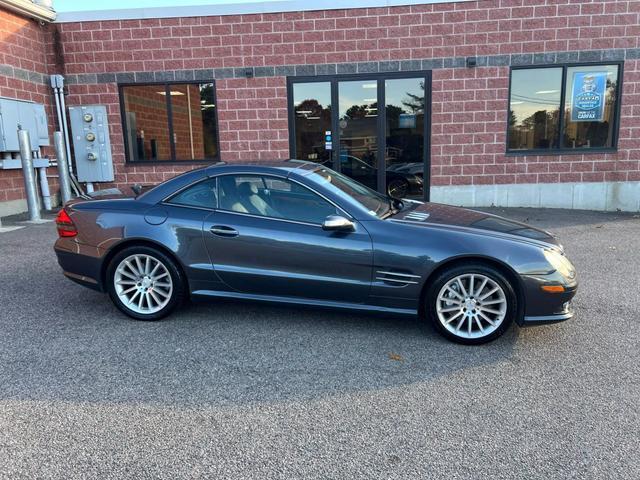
[{"xmin": 0, "ymin": 224, "xmax": 520, "ymax": 407}]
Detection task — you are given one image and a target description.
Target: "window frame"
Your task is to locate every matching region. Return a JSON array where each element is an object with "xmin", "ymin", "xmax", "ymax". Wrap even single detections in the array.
[
  {"xmin": 214, "ymin": 173, "xmax": 349, "ymax": 227},
  {"xmin": 164, "ymin": 177, "xmax": 219, "ymax": 210},
  {"xmin": 506, "ymin": 61, "xmax": 624, "ymax": 156},
  {"xmin": 118, "ymin": 80, "xmax": 221, "ymax": 165}
]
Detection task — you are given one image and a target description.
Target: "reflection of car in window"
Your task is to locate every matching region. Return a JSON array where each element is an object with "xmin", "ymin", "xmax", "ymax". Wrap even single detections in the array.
[
  {"xmin": 386, "ymin": 162, "xmax": 424, "ymax": 178},
  {"xmin": 339, "ymin": 154, "xmax": 423, "ymax": 199}
]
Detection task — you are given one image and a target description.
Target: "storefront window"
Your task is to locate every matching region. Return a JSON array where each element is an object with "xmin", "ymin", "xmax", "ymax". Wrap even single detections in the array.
[
  {"xmin": 563, "ymin": 65, "xmax": 619, "ymax": 149},
  {"xmin": 120, "ymin": 82, "xmax": 219, "ymax": 163},
  {"xmin": 508, "ymin": 68, "xmax": 562, "ymax": 151},
  {"xmin": 507, "ymin": 64, "xmax": 621, "ymax": 153}
]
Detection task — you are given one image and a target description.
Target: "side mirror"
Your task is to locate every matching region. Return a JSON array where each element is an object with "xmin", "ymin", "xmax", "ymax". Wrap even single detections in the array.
[{"xmin": 322, "ymin": 215, "xmax": 355, "ymax": 232}]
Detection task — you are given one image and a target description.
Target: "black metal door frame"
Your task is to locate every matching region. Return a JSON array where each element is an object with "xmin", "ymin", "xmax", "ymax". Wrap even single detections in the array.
[{"xmin": 287, "ymin": 70, "xmax": 432, "ymax": 201}]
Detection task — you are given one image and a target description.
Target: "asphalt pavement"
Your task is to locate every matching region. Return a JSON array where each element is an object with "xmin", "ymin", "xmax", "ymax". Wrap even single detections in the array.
[{"xmin": 0, "ymin": 208, "xmax": 638, "ymax": 479}]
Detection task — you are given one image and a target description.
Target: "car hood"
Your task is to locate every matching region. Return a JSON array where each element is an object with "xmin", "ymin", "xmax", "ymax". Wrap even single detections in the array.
[{"xmin": 391, "ymin": 202, "xmax": 560, "ymax": 247}]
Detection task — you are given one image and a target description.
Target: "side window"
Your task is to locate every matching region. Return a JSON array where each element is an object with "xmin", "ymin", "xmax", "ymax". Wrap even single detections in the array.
[
  {"xmin": 168, "ymin": 178, "xmax": 217, "ymax": 208},
  {"xmin": 217, "ymin": 174, "xmax": 338, "ymax": 224}
]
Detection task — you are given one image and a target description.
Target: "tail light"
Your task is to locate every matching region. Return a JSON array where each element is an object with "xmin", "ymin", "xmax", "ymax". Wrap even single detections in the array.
[{"xmin": 55, "ymin": 209, "xmax": 77, "ymax": 237}]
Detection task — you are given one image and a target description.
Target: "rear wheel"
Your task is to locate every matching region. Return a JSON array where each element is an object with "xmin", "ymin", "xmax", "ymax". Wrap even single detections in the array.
[
  {"xmin": 426, "ymin": 263, "xmax": 516, "ymax": 344},
  {"xmin": 106, "ymin": 246, "xmax": 185, "ymax": 320}
]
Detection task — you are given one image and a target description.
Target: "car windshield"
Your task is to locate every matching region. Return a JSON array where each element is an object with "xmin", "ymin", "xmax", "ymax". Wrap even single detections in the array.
[{"xmin": 308, "ymin": 166, "xmax": 391, "ymax": 217}]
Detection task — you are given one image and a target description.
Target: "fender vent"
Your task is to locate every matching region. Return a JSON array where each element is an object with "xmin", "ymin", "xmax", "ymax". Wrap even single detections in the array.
[
  {"xmin": 376, "ymin": 270, "xmax": 421, "ymax": 286},
  {"xmin": 403, "ymin": 211, "xmax": 430, "ymax": 221}
]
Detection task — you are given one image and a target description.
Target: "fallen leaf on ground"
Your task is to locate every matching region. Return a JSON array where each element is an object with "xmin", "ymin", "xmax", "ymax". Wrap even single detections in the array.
[{"xmin": 388, "ymin": 352, "xmax": 403, "ymax": 362}]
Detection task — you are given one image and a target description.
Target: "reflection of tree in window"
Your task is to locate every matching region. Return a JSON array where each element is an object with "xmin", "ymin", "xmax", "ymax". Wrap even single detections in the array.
[
  {"xmin": 343, "ymin": 102, "xmax": 377, "ymax": 120},
  {"xmin": 508, "ymin": 67, "xmax": 562, "ymax": 150},
  {"xmin": 294, "ymin": 96, "xmax": 331, "ymax": 163},
  {"xmin": 200, "ymin": 84, "xmax": 218, "ymax": 159},
  {"xmin": 385, "ymin": 78, "xmax": 425, "ymax": 169}
]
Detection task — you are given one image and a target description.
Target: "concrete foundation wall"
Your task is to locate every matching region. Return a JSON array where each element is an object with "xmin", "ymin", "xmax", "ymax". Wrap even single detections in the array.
[{"xmin": 431, "ymin": 181, "xmax": 640, "ymax": 212}]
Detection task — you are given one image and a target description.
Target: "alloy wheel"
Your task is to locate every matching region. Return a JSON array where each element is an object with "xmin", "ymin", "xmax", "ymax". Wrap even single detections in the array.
[
  {"xmin": 435, "ymin": 273, "xmax": 507, "ymax": 340},
  {"xmin": 114, "ymin": 254, "xmax": 173, "ymax": 314},
  {"xmin": 387, "ymin": 180, "xmax": 408, "ymax": 199}
]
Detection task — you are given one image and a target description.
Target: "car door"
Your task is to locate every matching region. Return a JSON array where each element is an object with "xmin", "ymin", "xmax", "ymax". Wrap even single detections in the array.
[{"xmin": 202, "ymin": 174, "xmax": 373, "ymax": 303}]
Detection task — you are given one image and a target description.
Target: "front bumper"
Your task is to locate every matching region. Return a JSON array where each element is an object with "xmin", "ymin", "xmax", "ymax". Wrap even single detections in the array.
[
  {"xmin": 518, "ymin": 271, "xmax": 578, "ymax": 327},
  {"xmin": 521, "ymin": 303, "xmax": 575, "ymax": 326}
]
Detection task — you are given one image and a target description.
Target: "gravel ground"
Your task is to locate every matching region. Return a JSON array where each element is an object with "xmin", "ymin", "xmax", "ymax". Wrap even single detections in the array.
[{"xmin": 0, "ymin": 208, "xmax": 638, "ymax": 479}]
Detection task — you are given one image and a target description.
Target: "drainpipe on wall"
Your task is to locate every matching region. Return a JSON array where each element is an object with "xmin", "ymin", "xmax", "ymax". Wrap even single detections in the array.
[{"xmin": 50, "ymin": 74, "xmax": 73, "ymax": 175}]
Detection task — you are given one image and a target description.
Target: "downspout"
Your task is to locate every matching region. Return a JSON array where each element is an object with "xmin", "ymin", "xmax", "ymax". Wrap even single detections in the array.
[{"xmin": 50, "ymin": 75, "xmax": 73, "ymax": 174}]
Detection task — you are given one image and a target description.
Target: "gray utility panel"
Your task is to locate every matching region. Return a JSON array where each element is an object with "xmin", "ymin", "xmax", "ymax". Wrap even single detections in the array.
[
  {"xmin": 0, "ymin": 98, "xmax": 50, "ymax": 152},
  {"xmin": 69, "ymin": 105, "xmax": 114, "ymax": 183}
]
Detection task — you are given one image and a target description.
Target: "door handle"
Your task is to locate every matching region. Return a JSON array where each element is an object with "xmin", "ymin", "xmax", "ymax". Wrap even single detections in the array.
[{"xmin": 210, "ymin": 225, "xmax": 239, "ymax": 237}]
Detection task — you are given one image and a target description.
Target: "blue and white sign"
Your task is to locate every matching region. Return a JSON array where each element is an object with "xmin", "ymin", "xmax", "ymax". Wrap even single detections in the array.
[{"xmin": 570, "ymin": 72, "xmax": 607, "ymax": 122}]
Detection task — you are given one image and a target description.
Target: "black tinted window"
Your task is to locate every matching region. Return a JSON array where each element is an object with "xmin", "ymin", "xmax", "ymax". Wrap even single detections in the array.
[
  {"xmin": 168, "ymin": 178, "xmax": 217, "ymax": 208},
  {"xmin": 121, "ymin": 82, "xmax": 219, "ymax": 163},
  {"xmin": 217, "ymin": 175, "xmax": 337, "ymax": 224},
  {"xmin": 508, "ymin": 64, "xmax": 621, "ymax": 152}
]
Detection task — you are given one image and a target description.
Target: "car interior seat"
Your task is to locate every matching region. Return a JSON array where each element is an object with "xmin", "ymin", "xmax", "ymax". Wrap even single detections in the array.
[
  {"xmin": 236, "ymin": 182, "xmax": 280, "ymax": 217},
  {"xmin": 218, "ymin": 176, "xmax": 248, "ymax": 213}
]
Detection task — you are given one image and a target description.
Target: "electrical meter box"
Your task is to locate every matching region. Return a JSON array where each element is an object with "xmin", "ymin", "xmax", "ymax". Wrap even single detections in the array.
[
  {"xmin": 0, "ymin": 98, "xmax": 48, "ymax": 151},
  {"xmin": 69, "ymin": 105, "xmax": 114, "ymax": 182}
]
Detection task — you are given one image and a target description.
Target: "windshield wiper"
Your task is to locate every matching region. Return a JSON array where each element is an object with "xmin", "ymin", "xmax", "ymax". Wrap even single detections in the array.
[{"xmin": 380, "ymin": 197, "xmax": 402, "ymax": 219}]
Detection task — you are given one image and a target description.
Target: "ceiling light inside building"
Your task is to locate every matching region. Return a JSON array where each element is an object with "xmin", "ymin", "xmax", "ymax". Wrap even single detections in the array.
[
  {"xmin": 157, "ymin": 91, "xmax": 185, "ymax": 96},
  {"xmin": 535, "ymin": 90, "xmax": 559, "ymax": 95}
]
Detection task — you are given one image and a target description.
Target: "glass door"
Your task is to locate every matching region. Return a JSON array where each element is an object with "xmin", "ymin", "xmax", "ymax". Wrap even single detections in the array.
[
  {"xmin": 384, "ymin": 78, "xmax": 427, "ymax": 199},
  {"xmin": 291, "ymin": 82, "xmax": 332, "ymax": 166},
  {"xmin": 337, "ymin": 79, "xmax": 379, "ymax": 192},
  {"xmin": 288, "ymin": 72, "xmax": 430, "ymax": 200}
]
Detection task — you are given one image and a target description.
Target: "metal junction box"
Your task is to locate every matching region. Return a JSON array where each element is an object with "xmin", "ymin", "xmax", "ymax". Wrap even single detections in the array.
[
  {"xmin": 0, "ymin": 98, "xmax": 48, "ymax": 152},
  {"xmin": 69, "ymin": 105, "xmax": 114, "ymax": 183}
]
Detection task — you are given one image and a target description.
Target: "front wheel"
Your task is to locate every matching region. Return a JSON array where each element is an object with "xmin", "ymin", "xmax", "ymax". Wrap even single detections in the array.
[
  {"xmin": 426, "ymin": 264, "xmax": 517, "ymax": 345},
  {"xmin": 106, "ymin": 246, "xmax": 186, "ymax": 320}
]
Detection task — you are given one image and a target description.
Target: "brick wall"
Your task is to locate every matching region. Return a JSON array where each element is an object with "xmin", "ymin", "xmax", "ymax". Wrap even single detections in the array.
[
  {"xmin": 4, "ymin": 0, "xmax": 637, "ymax": 196},
  {"xmin": 0, "ymin": 7, "xmax": 56, "ymax": 207},
  {"xmin": 52, "ymin": 0, "xmax": 640, "ymax": 191}
]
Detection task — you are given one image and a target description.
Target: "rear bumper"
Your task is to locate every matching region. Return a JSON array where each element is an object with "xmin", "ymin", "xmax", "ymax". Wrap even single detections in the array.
[{"xmin": 54, "ymin": 242, "xmax": 105, "ymax": 292}]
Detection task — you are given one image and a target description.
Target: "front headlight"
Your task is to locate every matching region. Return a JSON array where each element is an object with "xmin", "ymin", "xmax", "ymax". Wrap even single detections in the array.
[{"xmin": 544, "ymin": 249, "xmax": 576, "ymax": 280}]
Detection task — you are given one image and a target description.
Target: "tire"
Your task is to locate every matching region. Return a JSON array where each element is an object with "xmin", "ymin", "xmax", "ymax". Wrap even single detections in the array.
[
  {"xmin": 426, "ymin": 263, "xmax": 517, "ymax": 345},
  {"xmin": 387, "ymin": 179, "xmax": 409, "ymax": 199},
  {"xmin": 106, "ymin": 245, "xmax": 186, "ymax": 321}
]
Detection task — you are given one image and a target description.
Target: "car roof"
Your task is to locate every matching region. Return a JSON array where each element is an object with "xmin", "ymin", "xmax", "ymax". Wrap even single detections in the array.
[
  {"xmin": 136, "ymin": 159, "xmax": 323, "ymax": 204},
  {"xmin": 204, "ymin": 159, "xmax": 320, "ymax": 176}
]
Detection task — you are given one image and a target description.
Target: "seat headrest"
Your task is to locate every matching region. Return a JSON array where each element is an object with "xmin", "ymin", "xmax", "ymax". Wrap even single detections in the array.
[
  {"xmin": 219, "ymin": 176, "xmax": 237, "ymax": 196},
  {"xmin": 237, "ymin": 182, "xmax": 259, "ymax": 196}
]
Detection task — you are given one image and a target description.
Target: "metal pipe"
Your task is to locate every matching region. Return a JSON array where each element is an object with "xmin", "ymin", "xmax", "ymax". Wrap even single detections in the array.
[
  {"xmin": 34, "ymin": 149, "xmax": 51, "ymax": 209},
  {"xmin": 38, "ymin": 167, "xmax": 52, "ymax": 210},
  {"xmin": 54, "ymin": 131, "xmax": 72, "ymax": 204},
  {"xmin": 57, "ymin": 83, "xmax": 73, "ymax": 174},
  {"xmin": 18, "ymin": 129, "xmax": 41, "ymax": 222}
]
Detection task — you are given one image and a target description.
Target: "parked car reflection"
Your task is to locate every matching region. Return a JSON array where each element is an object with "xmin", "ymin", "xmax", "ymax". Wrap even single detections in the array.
[{"xmin": 338, "ymin": 154, "xmax": 423, "ymax": 199}]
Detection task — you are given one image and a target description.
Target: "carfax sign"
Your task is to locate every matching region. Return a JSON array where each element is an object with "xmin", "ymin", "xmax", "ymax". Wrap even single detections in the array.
[{"xmin": 570, "ymin": 72, "xmax": 607, "ymax": 122}]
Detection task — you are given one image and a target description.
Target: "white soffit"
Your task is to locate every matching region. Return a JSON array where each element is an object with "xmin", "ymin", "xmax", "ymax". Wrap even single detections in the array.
[{"xmin": 55, "ymin": 0, "xmax": 481, "ymax": 23}]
